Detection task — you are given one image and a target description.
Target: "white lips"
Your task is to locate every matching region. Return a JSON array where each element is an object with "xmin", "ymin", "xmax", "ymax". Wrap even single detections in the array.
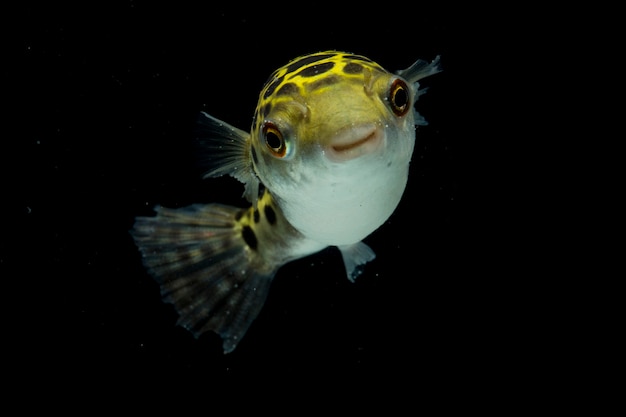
[{"xmin": 326, "ymin": 123, "xmax": 384, "ymax": 162}]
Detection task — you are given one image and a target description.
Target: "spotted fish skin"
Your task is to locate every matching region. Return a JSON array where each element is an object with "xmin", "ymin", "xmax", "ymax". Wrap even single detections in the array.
[
  {"xmin": 252, "ymin": 52, "xmax": 386, "ymax": 134},
  {"xmin": 132, "ymin": 51, "xmax": 441, "ymax": 353}
]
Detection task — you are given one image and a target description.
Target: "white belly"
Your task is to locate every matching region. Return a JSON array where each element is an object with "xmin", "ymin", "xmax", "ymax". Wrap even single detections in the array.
[{"xmin": 277, "ymin": 159, "xmax": 410, "ymax": 246}]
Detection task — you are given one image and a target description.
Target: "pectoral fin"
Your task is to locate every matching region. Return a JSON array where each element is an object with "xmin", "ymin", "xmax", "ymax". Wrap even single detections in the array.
[
  {"xmin": 195, "ymin": 112, "xmax": 260, "ymax": 206},
  {"xmin": 396, "ymin": 55, "xmax": 442, "ymax": 126}
]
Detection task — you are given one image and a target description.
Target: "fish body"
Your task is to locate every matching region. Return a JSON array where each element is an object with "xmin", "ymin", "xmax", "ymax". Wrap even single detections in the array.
[{"xmin": 132, "ymin": 51, "xmax": 441, "ymax": 353}]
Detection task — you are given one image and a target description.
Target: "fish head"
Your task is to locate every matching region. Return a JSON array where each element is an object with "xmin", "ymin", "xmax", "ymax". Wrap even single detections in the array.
[
  {"xmin": 248, "ymin": 51, "xmax": 439, "ymax": 245},
  {"xmin": 251, "ymin": 52, "xmax": 418, "ymax": 172}
]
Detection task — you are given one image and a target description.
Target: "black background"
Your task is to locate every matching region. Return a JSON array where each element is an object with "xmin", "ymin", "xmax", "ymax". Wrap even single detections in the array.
[{"xmin": 7, "ymin": 1, "xmax": 547, "ymax": 398}]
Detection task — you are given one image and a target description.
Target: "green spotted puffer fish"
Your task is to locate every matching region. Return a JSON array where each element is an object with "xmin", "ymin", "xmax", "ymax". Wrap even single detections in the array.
[{"xmin": 131, "ymin": 51, "xmax": 441, "ymax": 353}]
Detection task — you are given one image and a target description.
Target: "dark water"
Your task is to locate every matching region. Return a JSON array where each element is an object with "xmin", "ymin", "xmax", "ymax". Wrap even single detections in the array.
[{"xmin": 9, "ymin": 2, "xmax": 541, "ymax": 397}]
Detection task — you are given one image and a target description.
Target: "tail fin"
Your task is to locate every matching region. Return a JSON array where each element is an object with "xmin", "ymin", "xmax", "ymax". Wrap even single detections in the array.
[{"xmin": 131, "ymin": 204, "xmax": 276, "ymax": 353}]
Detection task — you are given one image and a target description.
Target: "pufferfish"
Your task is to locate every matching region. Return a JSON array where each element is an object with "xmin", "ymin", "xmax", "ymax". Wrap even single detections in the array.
[{"xmin": 131, "ymin": 51, "xmax": 441, "ymax": 353}]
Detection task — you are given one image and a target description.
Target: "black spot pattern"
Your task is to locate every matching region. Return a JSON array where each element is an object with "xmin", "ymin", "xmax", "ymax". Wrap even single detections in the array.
[
  {"xmin": 295, "ymin": 61, "xmax": 334, "ymax": 78},
  {"xmin": 285, "ymin": 53, "xmax": 336, "ymax": 75},
  {"xmin": 308, "ymin": 74, "xmax": 339, "ymax": 91},
  {"xmin": 276, "ymin": 82, "xmax": 299, "ymax": 97},
  {"xmin": 242, "ymin": 225, "xmax": 258, "ymax": 250},
  {"xmin": 263, "ymin": 74, "xmax": 285, "ymax": 99},
  {"xmin": 262, "ymin": 102, "xmax": 272, "ymax": 117},
  {"xmin": 253, "ymin": 209, "xmax": 260, "ymax": 223},
  {"xmin": 343, "ymin": 62, "xmax": 364, "ymax": 74},
  {"xmin": 264, "ymin": 205, "xmax": 276, "ymax": 225},
  {"xmin": 342, "ymin": 54, "xmax": 384, "ymax": 72}
]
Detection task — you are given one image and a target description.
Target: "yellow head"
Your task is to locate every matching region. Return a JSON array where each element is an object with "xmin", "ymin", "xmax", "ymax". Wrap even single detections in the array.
[{"xmin": 248, "ymin": 51, "xmax": 440, "ymax": 245}]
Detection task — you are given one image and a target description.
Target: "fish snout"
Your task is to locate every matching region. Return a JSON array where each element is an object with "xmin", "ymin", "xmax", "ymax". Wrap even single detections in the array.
[{"xmin": 325, "ymin": 123, "xmax": 384, "ymax": 162}]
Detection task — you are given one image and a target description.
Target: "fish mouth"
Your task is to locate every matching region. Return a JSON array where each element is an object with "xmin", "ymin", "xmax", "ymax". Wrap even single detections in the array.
[{"xmin": 326, "ymin": 123, "xmax": 384, "ymax": 162}]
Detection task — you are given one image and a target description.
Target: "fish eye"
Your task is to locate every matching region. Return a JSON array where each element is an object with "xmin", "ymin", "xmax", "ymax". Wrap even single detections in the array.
[
  {"xmin": 262, "ymin": 121, "xmax": 288, "ymax": 157},
  {"xmin": 388, "ymin": 78, "xmax": 410, "ymax": 117}
]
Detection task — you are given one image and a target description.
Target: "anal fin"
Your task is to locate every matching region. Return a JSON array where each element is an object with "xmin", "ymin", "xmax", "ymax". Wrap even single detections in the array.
[
  {"xmin": 338, "ymin": 241, "xmax": 376, "ymax": 283},
  {"xmin": 131, "ymin": 204, "xmax": 276, "ymax": 353}
]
